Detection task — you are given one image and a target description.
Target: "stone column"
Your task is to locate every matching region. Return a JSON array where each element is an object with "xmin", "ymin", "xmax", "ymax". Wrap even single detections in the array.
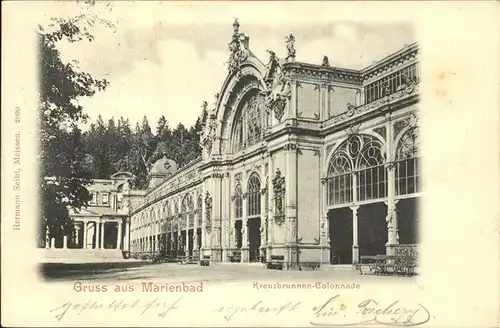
[
  {"xmin": 385, "ymin": 116, "xmax": 399, "ymax": 256},
  {"xmin": 177, "ymin": 220, "xmax": 181, "ymax": 257},
  {"xmin": 117, "ymin": 221, "xmax": 122, "ymax": 250},
  {"xmin": 124, "ymin": 219, "xmax": 130, "ymax": 252},
  {"xmin": 74, "ymin": 224, "xmax": 80, "ymax": 247},
  {"xmin": 50, "ymin": 237, "xmax": 55, "ymax": 249},
  {"xmin": 100, "ymin": 222, "xmax": 105, "ymax": 250},
  {"xmin": 288, "ymin": 80, "xmax": 299, "ymax": 119},
  {"xmin": 351, "ymin": 204, "xmax": 359, "ymax": 263},
  {"xmin": 149, "ymin": 223, "xmax": 152, "ymax": 252},
  {"xmin": 322, "ymin": 209, "xmax": 330, "ymax": 263},
  {"xmin": 83, "ymin": 221, "xmax": 88, "ymax": 249},
  {"xmin": 45, "ymin": 225, "xmax": 50, "ymax": 249},
  {"xmin": 230, "ymin": 187, "xmax": 236, "ymax": 253},
  {"xmin": 320, "ymin": 83, "xmax": 328, "ymax": 120},
  {"xmin": 240, "ymin": 217, "xmax": 248, "ymax": 263},
  {"xmin": 240, "ymin": 170, "xmax": 248, "ymax": 262},
  {"xmin": 185, "ymin": 214, "xmax": 190, "ymax": 257},
  {"xmin": 284, "ymin": 143, "xmax": 298, "ymax": 268},
  {"xmin": 154, "ymin": 222, "xmax": 158, "ymax": 252},
  {"xmin": 320, "ymin": 165, "xmax": 329, "ymax": 265},
  {"xmin": 259, "ymin": 164, "xmax": 267, "ymax": 261},
  {"xmin": 211, "ymin": 174, "xmax": 223, "ymax": 262},
  {"xmin": 193, "ymin": 194, "xmax": 198, "ymax": 252},
  {"xmin": 222, "ymin": 173, "xmax": 230, "ymax": 261},
  {"xmin": 63, "ymin": 235, "xmax": 68, "ymax": 249},
  {"xmin": 201, "ymin": 181, "xmax": 207, "ymax": 258},
  {"xmin": 267, "ymin": 154, "xmax": 274, "ymax": 262},
  {"xmin": 95, "ymin": 221, "xmax": 100, "ymax": 249}
]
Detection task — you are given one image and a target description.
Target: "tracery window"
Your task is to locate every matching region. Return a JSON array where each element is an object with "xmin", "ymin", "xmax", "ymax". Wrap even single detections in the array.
[
  {"xmin": 180, "ymin": 195, "xmax": 193, "ymax": 230},
  {"xmin": 172, "ymin": 200, "xmax": 179, "ymax": 231},
  {"xmin": 395, "ymin": 127, "xmax": 420, "ymax": 196},
  {"xmin": 196, "ymin": 195, "xmax": 202, "ymax": 227},
  {"xmin": 247, "ymin": 173, "xmax": 261, "ymax": 217},
  {"xmin": 234, "ymin": 184, "xmax": 243, "ymax": 219},
  {"xmin": 327, "ymin": 135, "xmax": 387, "ymax": 206},
  {"xmin": 356, "ymin": 140, "xmax": 387, "ymax": 201},
  {"xmin": 327, "ymin": 153, "xmax": 353, "ymax": 205},
  {"xmin": 233, "ymin": 116, "xmax": 244, "ymax": 153},
  {"xmin": 232, "ymin": 93, "xmax": 265, "ymax": 153},
  {"xmin": 163, "ymin": 201, "xmax": 171, "ymax": 218}
]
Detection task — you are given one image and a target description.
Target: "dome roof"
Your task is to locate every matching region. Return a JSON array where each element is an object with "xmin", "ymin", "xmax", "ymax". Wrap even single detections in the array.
[{"xmin": 150, "ymin": 156, "xmax": 177, "ymax": 176}]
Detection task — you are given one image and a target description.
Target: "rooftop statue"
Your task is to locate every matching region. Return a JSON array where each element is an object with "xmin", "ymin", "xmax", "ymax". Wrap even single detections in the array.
[
  {"xmin": 285, "ymin": 34, "xmax": 296, "ymax": 61},
  {"xmin": 322, "ymin": 55, "xmax": 330, "ymax": 67}
]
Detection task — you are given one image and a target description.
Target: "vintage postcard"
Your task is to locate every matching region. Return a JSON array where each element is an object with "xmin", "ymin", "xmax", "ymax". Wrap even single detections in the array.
[{"xmin": 1, "ymin": 1, "xmax": 499, "ymax": 327}]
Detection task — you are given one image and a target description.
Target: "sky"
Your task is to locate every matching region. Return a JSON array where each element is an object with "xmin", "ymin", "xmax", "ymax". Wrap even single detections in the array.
[{"xmin": 52, "ymin": 1, "xmax": 415, "ymax": 131}]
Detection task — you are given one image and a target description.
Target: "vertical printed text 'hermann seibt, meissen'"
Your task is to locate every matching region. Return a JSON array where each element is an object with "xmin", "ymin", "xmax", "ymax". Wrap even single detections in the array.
[{"xmin": 13, "ymin": 106, "xmax": 21, "ymax": 231}]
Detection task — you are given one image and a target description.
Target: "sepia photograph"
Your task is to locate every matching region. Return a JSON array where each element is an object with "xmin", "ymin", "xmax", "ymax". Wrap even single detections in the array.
[
  {"xmin": 37, "ymin": 1, "xmax": 419, "ymax": 280},
  {"xmin": 1, "ymin": 1, "xmax": 499, "ymax": 327}
]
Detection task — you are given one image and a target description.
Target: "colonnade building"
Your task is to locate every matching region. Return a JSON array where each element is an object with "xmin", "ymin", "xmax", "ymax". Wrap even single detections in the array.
[
  {"xmin": 41, "ymin": 172, "xmax": 139, "ymax": 258},
  {"xmin": 127, "ymin": 20, "xmax": 421, "ymax": 269}
]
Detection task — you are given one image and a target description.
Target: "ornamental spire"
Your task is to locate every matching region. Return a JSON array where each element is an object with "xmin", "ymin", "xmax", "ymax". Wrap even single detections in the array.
[
  {"xmin": 226, "ymin": 18, "xmax": 249, "ymax": 74},
  {"xmin": 233, "ymin": 17, "xmax": 240, "ymax": 35}
]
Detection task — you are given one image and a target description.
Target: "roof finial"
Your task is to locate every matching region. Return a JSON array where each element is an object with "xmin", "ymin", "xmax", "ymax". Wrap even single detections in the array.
[{"xmin": 233, "ymin": 18, "xmax": 240, "ymax": 35}]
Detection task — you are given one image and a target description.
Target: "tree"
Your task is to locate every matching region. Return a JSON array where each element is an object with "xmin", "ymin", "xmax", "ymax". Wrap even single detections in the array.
[{"xmin": 38, "ymin": 6, "xmax": 112, "ymax": 246}]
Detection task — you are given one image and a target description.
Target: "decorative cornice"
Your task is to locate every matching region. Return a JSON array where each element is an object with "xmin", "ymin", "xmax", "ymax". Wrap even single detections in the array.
[
  {"xmin": 324, "ymin": 84, "xmax": 419, "ymax": 130},
  {"xmin": 362, "ymin": 43, "xmax": 419, "ymax": 82},
  {"xmin": 283, "ymin": 62, "xmax": 363, "ymax": 85}
]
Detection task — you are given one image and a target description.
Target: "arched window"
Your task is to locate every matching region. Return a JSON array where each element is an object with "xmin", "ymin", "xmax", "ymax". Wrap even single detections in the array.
[
  {"xmin": 172, "ymin": 200, "xmax": 179, "ymax": 231},
  {"xmin": 233, "ymin": 116, "xmax": 244, "ymax": 153},
  {"xmin": 163, "ymin": 201, "xmax": 170, "ymax": 218},
  {"xmin": 180, "ymin": 195, "xmax": 193, "ymax": 231},
  {"xmin": 356, "ymin": 140, "xmax": 386, "ymax": 201},
  {"xmin": 232, "ymin": 93, "xmax": 265, "ymax": 153},
  {"xmin": 395, "ymin": 127, "xmax": 420, "ymax": 195},
  {"xmin": 247, "ymin": 173, "xmax": 261, "ymax": 216},
  {"xmin": 196, "ymin": 194, "xmax": 203, "ymax": 226},
  {"xmin": 327, "ymin": 135, "xmax": 387, "ymax": 206},
  {"xmin": 327, "ymin": 152, "xmax": 353, "ymax": 205},
  {"xmin": 234, "ymin": 184, "xmax": 243, "ymax": 219}
]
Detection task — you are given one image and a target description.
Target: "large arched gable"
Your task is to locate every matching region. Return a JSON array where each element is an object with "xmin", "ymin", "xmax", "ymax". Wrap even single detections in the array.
[{"xmin": 212, "ymin": 59, "xmax": 268, "ymax": 154}]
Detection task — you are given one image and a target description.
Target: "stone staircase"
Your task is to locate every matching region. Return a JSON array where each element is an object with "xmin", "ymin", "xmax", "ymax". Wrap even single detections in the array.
[{"xmin": 38, "ymin": 248, "xmax": 125, "ymax": 263}]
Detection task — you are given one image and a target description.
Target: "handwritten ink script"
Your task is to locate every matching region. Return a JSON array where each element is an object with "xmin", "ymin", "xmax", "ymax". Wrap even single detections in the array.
[
  {"xmin": 215, "ymin": 300, "xmax": 302, "ymax": 322},
  {"xmin": 310, "ymin": 295, "xmax": 430, "ymax": 327},
  {"xmin": 215, "ymin": 294, "xmax": 430, "ymax": 326},
  {"xmin": 50, "ymin": 297, "xmax": 183, "ymax": 321}
]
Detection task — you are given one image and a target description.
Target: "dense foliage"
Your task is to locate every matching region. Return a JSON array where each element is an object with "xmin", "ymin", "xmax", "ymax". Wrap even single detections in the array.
[
  {"xmin": 82, "ymin": 115, "xmax": 203, "ymax": 189},
  {"xmin": 39, "ymin": 2, "xmax": 203, "ymax": 247},
  {"xmin": 38, "ymin": 12, "xmax": 111, "ymax": 246}
]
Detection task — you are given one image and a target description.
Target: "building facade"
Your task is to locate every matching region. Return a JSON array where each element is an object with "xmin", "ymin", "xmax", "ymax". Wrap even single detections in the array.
[
  {"xmin": 127, "ymin": 20, "xmax": 421, "ymax": 269},
  {"xmin": 43, "ymin": 172, "xmax": 142, "ymax": 256}
]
